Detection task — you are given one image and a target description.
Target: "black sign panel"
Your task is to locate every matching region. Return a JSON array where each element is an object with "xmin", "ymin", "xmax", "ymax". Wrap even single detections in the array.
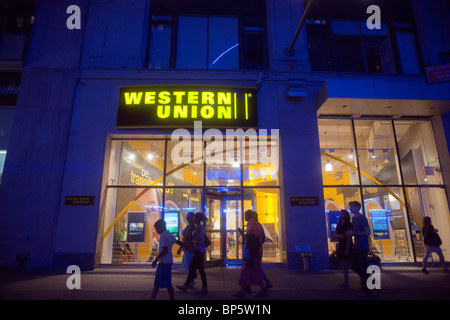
[
  {"xmin": 290, "ymin": 196, "xmax": 320, "ymax": 206},
  {"xmin": 65, "ymin": 196, "xmax": 95, "ymax": 206},
  {"xmin": 116, "ymin": 86, "xmax": 258, "ymax": 129}
]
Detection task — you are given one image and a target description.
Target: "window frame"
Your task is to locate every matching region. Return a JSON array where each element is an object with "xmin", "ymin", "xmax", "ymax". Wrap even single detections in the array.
[{"xmin": 147, "ymin": 0, "xmax": 268, "ymax": 70}]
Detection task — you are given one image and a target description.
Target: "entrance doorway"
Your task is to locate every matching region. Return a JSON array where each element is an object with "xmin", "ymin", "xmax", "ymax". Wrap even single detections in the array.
[{"xmin": 205, "ymin": 188, "xmax": 244, "ymax": 266}]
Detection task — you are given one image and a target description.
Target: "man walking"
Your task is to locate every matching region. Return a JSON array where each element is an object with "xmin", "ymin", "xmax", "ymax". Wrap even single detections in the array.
[{"xmin": 347, "ymin": 201, "xmax": 371, "ymax": 296}]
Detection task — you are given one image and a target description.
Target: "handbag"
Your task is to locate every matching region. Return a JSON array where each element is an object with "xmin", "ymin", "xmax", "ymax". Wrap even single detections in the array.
[{"xmin": 425, "ymin": 231, "xmax": 442, "ymax": 247}]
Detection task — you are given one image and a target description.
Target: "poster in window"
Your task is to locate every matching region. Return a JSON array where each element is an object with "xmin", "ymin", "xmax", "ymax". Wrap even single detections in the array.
[{"xmin": 126, "ymin": 211, "xmax": 146, "ymax": 243}]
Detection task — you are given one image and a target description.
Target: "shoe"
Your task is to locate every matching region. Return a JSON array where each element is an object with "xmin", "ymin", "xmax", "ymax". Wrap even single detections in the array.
[
  {"xmin": 244, "ymin": 285, "xmax": 252, "ymax": 293},
  {"xmin": 444, "ymin": 269, "xmax": 449, "ymax": 274},
  {"xmin": 265, "ymin": 282, "xmax": 273, "ymax": 290},
  {"xmin": 422, "ymin": 268, "xmax": 429, "ymax": 275},
  {"xmin": 196, "ymin": 288, "xmax": 208, "ymax": 294},
  {"xmin": 176, "ymin": 285, "xmax": 188, "ymax": 292},
  {"xmin": 253, "ymin": 291, "xmax": 267, "ymax": 297}
]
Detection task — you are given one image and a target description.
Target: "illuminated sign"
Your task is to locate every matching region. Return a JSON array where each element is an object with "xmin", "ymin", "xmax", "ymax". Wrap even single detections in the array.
[
  {"xmin": 117, "ymin": 86, "xmax": 258, "ymax": 128},
  {"xmin": 370, "ymin": 209, "xmax": 390, "ymax": 240},
  {"xmin": 127, "ymin": 211, "xmax": 146, "ymax": 243},
  {"xmin": 164, "ymin": 211, "xmax": 180, "ymax": 239}
]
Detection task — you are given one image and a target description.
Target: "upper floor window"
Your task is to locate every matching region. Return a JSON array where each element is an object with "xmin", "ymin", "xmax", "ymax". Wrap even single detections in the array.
[
  {"xmin": 305, "ymin": 0, "xmax": 421, "ymax": 74},
  {"xmin": 0, "ymin": 0, "xmax": 37, "ymax": 64},
  {"xmin": 148, "ymin": 0, "xmax": 267, "ymax": 70}
]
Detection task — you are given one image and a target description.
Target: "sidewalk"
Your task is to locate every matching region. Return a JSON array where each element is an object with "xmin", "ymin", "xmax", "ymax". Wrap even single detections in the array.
[{"xmin": 1, "ymin": 263, "xmax": 450, "ymax": 300}]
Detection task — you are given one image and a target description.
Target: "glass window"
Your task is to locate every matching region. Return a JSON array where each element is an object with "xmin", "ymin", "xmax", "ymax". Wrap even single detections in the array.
[
  {"xmin": 306, "ymin": 21, "xmax": 333, "ymax": 72},
  {"xmin": 0, "ymin": 0, "xmax": 36, "ymax": 62},
  {"xmin": 148, "ymin": 18, "xmax": 172, "ymax": 69},
  {"xmin": 176, "ymin": 16, "xmax": 238, "ymax": 70},
  {"xmin": 354, "ymin": 120, "xmax": 401, "ymax": 186},
  {"xmin": 418, "ymin": 188, "xmax": 450, "ymax": 259},
  {"xmin": 0, "ymin": 107, "xmax": 15, "ymax": 184},
  {"xmin": 102, "ymin": 136, "xmax": 281, "ymax": 265},
  {"xmin": 166, "ymin": 140, "xmax": 204, "ymax": 186},
  {"xmin": 164, "ymin": 187, "xmax": 203, "ymax": 263},
  {"xmin": 176, "ymin": 16, "xmax": 208, "ymax": 69},
  {"xmin": 305, "ymin": 0, "xmax": 420, "ymax": 74},
  {"xmin": 395, "ymin": 31, "xmax": 420, "ymax": 75},
  {"xmin": 319, "ymin": 119, "xmax": 359, "ymax": 186},
  {"xmin": 243, "ymin": 25, "xmax": 266, "ymax": 70},
  {"xmin": 149, "ymin": 0, "xmax": 267, "ymax": 70},
  {"xmin": 208, "ymin": 16, "xmax": 239, "ymax": 70},
  {"xmin": 319, "ymin": 119, "xmax": 450, "ymax": 264},
  {"xmin": 244, "ymin": 188, "xmax": 281, "ymax": 262},
  {"xmin": 243, "ymin": 136, "xmax": 279, "ymax": 187},
  {"xmin": 101, "ymin": 187, "xmax": 163, "ymax": 264},
  {"xmin": 324, "ymin": 187, "xmax": 361, "ymax": 257},
  {"xmin": 0, "ymin": 150, "xmax": 6, "ymax": 183},
  {"xmin": 108, "ymin": 140, "xmax": 166, "ymax": 187},
  {"xmin": 395, "ymin": 121, "xmax": 443, "ymax": 185},
  {"xmin": 363, "ymin": 186, "xmax": 414, "ymax": 262}
]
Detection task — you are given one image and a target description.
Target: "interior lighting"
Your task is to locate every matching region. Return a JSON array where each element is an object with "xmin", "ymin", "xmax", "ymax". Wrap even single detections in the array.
[{"xmin": 325, "ymin": 160, "xmax": 333, "ymax": 172}]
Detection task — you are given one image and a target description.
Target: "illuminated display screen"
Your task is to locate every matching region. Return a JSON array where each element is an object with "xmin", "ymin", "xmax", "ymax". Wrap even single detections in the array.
[
  {"xmin": 370, "ymin": 209, "xmax": 390, "ymax": 240},
  {"xmin": 126, "ymin": 211, "xmax": 146, "ymax": 243},
  {"xmin": 117, "ymin": 86, "xmax": 258, "ymax": 128},
  {"xmin": 164, "ymin": 211, "xmax": 180, "ymax": 238}
]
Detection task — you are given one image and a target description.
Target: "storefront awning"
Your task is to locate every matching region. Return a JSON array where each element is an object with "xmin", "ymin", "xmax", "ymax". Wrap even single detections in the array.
[{"xmin": 316, "ymin": 78, "xmax": 450, "ymax": 118}]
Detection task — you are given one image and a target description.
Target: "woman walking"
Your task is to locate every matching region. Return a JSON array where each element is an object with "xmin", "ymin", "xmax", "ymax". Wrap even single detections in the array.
[
  {"xmin": 333, "ymin": 209, "xmax": 353, "ymax": 287},
  {"xmin": 177, "ymin": 212, "xmax": 208, "ymax": 293},
  {"xmin": 422, "ymin": 216, "xmax": 449, "ymax": 274},
  {"xmin": 232, "ymin": 210, "xmax": 265, "ymax": 297}
]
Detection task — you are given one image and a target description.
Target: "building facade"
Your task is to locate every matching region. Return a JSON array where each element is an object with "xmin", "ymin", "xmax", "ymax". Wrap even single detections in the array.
[{"xmin": 0, "ymin": 0, "xmax": 450, "ymax": 271}]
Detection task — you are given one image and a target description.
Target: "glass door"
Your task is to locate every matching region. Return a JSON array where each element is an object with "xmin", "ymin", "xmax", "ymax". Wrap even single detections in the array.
[
  {"xmin": 206, "ymin": 188, "xmax": 243, "ymax": 266},
  {"xmin": 224, "ymin": 197, "xmax": 243, "ymax": 265},
  {"xmin": 205, "ymin": 196, "xmax": 222, "ymax": 267}
]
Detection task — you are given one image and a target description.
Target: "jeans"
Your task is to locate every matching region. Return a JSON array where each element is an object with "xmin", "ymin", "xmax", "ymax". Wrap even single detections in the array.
[
  {"xmin": 184, "ymin": 250, "xmax": 207, "ymax": 289},
  {"xmin": 351, "ymin": 249, "xmax": 369, "ymax": 293}
]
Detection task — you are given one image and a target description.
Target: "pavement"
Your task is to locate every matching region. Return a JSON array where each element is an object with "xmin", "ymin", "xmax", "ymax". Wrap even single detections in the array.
[{"xmin": 1, "ymin": 262, "xmax": 450, "ymax": 301}]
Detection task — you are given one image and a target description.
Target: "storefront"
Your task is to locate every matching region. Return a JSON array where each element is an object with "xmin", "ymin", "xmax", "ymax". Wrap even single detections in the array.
[
  {"xmin": 317, "ymin": 115, "xmax": 450, "ymax": 264},
  {"xmin": 99, "ymin": 86, "xmax": 282, "ymax": 266}
]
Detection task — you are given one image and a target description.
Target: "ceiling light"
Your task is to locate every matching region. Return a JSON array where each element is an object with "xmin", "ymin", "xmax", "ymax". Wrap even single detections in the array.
[{"xmin": 325, "ymin": 160, "xmax": 333, "ymax": 172}]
